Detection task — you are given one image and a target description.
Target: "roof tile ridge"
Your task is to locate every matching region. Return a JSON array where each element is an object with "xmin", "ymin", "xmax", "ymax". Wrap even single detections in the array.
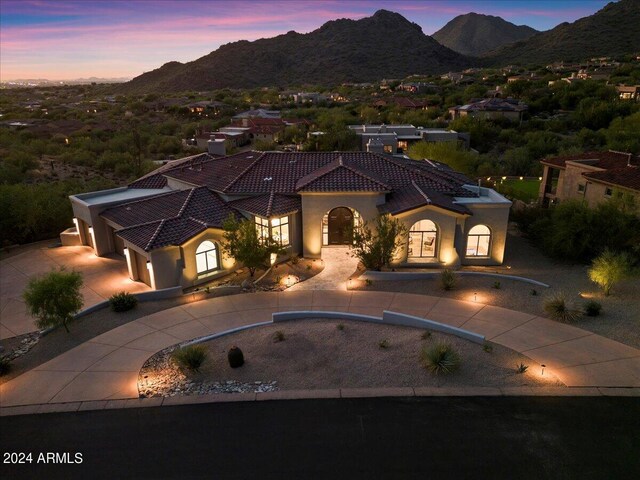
[
  {"xmin": 266, "ymin": 190, "xmax": 275, "ymax": 217},
  {"xmin": 411, "ymin": 180, "xmax": 431, "ymax": 204},
  {"xmin": 176, "ymin": 188, "xmax": 197, "ymax": 218},
  {"xmin": 223, "ymin": 151, "xmax": 265, "ymax": 192},
  {"xmin": 145, "ymin": 219, "xmax": 166, "ymax": 251},
  {"xmin": 102, "ymin": 189, "xmax": 180, "ymax": 213},
  {"xmin": 340, "ymin": 160, "xmax": 391, "ymax": 188}
]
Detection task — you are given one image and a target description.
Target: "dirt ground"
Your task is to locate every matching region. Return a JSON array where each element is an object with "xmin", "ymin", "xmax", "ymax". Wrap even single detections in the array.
[
  {"xmin": 353, "ymin": 232, "xmax": 640, "ymax": 349},
  {"xmin": 171, "ymin": 319, "xmax": 562, "ymax": 390}
]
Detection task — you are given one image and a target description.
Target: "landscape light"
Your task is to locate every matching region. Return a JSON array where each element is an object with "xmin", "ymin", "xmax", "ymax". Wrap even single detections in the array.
[
  {"xmin": 541, "ymin": 364, "xmax": 546, "ymax": 376},
  {"xmin": 474, "ymin": 292, "xmax": 477, "ymax": 302},
  {"xmin": 519, "ymin": 176, "xmax": 524, "ymax": 180}
]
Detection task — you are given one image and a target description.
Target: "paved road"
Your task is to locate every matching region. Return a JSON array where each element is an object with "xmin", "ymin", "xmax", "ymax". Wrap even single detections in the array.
[{"xmin": 1, "ymin": 396, "xmax": 638, "ymax": 479}]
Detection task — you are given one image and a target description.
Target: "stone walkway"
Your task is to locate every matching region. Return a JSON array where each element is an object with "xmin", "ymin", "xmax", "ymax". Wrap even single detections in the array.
[
  {"xmin": 289, "ymin": 246, "xmax": 359, "ymax": 290},
  {"xmin": 1, "ymin": 291, "xmax": 639, "ymax": 408},
  {"xmin": 0, "ymin": 245, "xmax": 149, "ymax": 340}
]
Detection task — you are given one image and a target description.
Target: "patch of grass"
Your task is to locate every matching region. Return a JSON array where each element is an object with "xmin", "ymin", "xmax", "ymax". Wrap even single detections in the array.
[
  {"xmin": 378, "ymin": 339, "xmax": 390, "ymax": 349},
  {"xmin": 440, "ymin": 269, "xmax": 456, "ymax": 291},
  {"xmin": 273, "ymin": 330, "xmax": 286, "ymax": 342},
  {"xmin": 584, "ymin": 300, "xmax": 603, "ymax": 317},
  {"xmin": 337, "ymin": 323, "xmax": 345, "ymax": 331},
  {"xmin": 515, "ymin": 362, "xmax": 528, "ymax": 374},
  {"xmin": 109, "ymin": 291, "xmax": 138, "ymax": 312},
  {"xmin": 483, "ymin": 344, "xmax": 493, "ymax": 353},
  {"xmin": 421, "ymin": 342, "xmax": 461, "ymax": 375},
  {"xmin": 544, "ymin": 292, "xmax": 582, "ymax": 322},
  {"xmin": 172, "ymin": 345, "xmax": 207, "ymax": 372},
  {"xmin": 421, "ymin": 331, "xmax": 432, "ymax": 340}
]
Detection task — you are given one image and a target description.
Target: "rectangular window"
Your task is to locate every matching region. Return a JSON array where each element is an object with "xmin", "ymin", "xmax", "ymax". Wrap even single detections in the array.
[
  {"xmin": 383, "ymin": 145, "xmax": 393, "ymax": 153},
  {"xmin": 604, "ymin": 188, "xmax": 613, "ymax": 197},
  {"xmin": 577, "ymin": 184, "xmax": 585, "ymax": 193},
  {"xmin": 255, "ymin": 216, "xmax": 269, "ymax": 242},
  {"xmin": 271, "ymin": 215, "xmax": 290, "ymax": 246}
]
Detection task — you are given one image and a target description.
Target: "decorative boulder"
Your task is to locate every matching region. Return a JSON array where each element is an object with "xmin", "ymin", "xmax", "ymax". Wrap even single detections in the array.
[
  {"xmin": 241, "ymin": 279, "xmax": 253, "ymax": 290},
  {"xmin": 228, "ymin": 346, "xmax": 244, "ymax": 368}
]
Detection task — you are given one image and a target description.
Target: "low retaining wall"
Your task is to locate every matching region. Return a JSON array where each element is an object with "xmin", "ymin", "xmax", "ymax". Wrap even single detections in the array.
[
  {"xmin": 73, "ymin": 286, "xmax": 184, "ymax": 320},
  {"xmin": 361, "ymin": 270, "xmax": 549, "ymax": 287},
  {"xmin": 272, "ymin": 310, "xmax": 484, "ymax": 344}
]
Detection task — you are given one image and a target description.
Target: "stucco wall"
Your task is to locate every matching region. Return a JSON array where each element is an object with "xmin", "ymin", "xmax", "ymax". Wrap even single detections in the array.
[
  {"xmin": 460, "ymin": 203, "xmax": 510, "ymax": 266},
  {"xmin": 300, "ymin": 192, "xmax": 385, "ymax": 258},
  {"xmin": 392, "ymin": 205, "xmax": 463, "ymax": 266}
]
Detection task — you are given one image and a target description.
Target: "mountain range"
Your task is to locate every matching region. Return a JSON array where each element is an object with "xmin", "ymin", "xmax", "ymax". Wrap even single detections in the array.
[
  {"xmin": 432, "ymin": 12, "xmax": 538, "ymax": 57},
  {"xmin": 121, "ymin": 1, "xmax": 640, "ymax": 93}
]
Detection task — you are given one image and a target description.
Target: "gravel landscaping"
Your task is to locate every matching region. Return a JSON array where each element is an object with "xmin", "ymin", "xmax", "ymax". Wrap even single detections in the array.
[
  {"xmin": 353, "ymin": 232, "xmax": 640, "ymax": 349},
  {"xmin": 138, "ymin": 319, "xmax": 563, "ymax": 396}
]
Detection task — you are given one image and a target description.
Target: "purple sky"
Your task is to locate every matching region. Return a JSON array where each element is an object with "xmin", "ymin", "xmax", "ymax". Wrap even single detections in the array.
[{"xmin": 0, "ymin": 0, "xmax": 611, "ymax": 81}]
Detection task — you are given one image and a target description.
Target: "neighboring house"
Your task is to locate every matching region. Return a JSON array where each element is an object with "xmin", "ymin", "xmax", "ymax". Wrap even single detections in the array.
[
  {"xmin": 291, "ymin": 92, "xmax": 327, "ymax": 104},
  {"xmin": 373, "ymin": 97, "xmax": 431, "ymax": 110},
  {"xmin": 348, "ymin": 125, "xmax": 469, "ymax": 154},
  {"xmin": 398, "ymin": 82, "xmax": 438, "ymax": 94},
  {"xmin": 68, "ymin": 151, "xmax": 511, "ymax": 290},
  {"xmin": 616, "ymin": 85, "xmax": 640, "ymax": 101},
  {"xmin": 184, "ymin": 100, "xmax": 227, "ymax": 115},
  {"xmin": 449, "ymin": 98, "xmax": 528, "ymax": 122},
  {"xmin": 539, "ymin": 151, "xmax": 640, "ymax": 209},
  {"xmin": 232, "ymin": 109, "xmax": 280, "ymax": 119}
]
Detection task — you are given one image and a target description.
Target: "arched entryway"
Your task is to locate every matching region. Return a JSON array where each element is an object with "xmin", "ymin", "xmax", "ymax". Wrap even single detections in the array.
[{"xmin": 327, "ymin": 207, "xmax": 354, "ymax": 245}]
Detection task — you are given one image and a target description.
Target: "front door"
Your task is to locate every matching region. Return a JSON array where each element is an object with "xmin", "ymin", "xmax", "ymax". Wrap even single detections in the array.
[{"xmin": 328, "ymin": 207, "xmax": 353, "ymax": 245}]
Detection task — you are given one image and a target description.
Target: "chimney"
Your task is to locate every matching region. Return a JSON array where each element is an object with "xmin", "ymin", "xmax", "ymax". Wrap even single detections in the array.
[{"xmin": 208, "ymin": 138, "xmax": 226, "ymax": 156}]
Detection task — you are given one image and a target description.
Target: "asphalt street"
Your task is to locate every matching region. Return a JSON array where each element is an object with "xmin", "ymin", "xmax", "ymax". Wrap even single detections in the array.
[{"xmin": 1, "ymin": 396, "xmax": 639, "ymax": 479}]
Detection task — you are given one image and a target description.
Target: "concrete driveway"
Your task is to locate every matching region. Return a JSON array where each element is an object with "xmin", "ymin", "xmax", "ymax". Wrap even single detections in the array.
[
  {"xmin": 1, "ymin": 290, "xmax": 639, "ymax": 409},
  {"xmin": 0, "ymin": 245, "xmax": 149, "ymax": 340}
]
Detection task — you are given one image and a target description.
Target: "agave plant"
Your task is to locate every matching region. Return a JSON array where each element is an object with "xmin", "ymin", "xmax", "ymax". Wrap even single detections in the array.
[
  {"xmin": 544, "ymin": 292, "xmax": 582, "ymax": 322},
  {"xmin": 421, "ymin": 342, "xmax": 461, "ymax": 375}
]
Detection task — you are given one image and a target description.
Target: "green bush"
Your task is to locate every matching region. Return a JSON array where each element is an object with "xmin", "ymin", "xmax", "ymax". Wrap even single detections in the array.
[
  {"xmin": 337, "ymin": 323, "xmax": 345, "ymax": 331},
  {"xmin": 440, "ymin": 269, "xmax": 456, "ymax": 291},
  {"xmin": 588, "ymin": 249, "xmax": 633, "ymax": 296},
  {"xmin": 109, "ymin": 291, "xmax": 138, "ymax": 312},
  {"xmin": 173, "ymin": 345, "xmax": 207, "ymax": 372},
  {"xmin": 544, "ymin": 293, "xmax": 582, "ymax": 322},
  {"xmin": 584, "ymin": 300, "xmax": 603, "ymax": 317},
  {"xmin": 0, "ymin": 356, "xmax": 11, "ymax": 376},
  {"xmin": 421, "ymin": 342, "xmax": 461, "ymax": 375}
]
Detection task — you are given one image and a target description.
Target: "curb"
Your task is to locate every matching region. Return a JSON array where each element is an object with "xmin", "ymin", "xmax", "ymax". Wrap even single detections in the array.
[
  {"xmin": 361, "ymin": 270, "xmax": 550, "ymax": 287},
  {"xmin": 1, "ymin": 387, "xmax": 638, "ymax": 417}
]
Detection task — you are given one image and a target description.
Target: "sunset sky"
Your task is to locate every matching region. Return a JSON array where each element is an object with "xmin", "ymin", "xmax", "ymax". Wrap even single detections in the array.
[{"xmin": 1, "ymin": 0, "xmax": 611, "ymax": 81}]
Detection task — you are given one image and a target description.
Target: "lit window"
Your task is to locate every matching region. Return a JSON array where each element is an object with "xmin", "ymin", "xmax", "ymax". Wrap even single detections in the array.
[
  {"xmin": 383, "ymin": 145, "xmax": 394, "ymax": 153},
  {"xmin": 466, "ymin": 225, "xmax": 491, "ymax": 257},
  {"xmin": 408, "ymin": 220, "xmax": 438, "ymax": 258},
  {"xmin": 255, "ymin": 216, "xmax": 269, "ymax": 242},
  {"xmin": 195, "ymin": 241, "xmax": 219, "ymax": 274},
  {"xmin": 271, "ymin": 215, "xmax": 290, "ymax": 246}
]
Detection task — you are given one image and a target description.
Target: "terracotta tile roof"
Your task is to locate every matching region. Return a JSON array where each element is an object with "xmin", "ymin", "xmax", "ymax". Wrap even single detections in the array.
[
  {"xmin": 128, "ymin": 153, "xmax": 211, "ymax": 189},
  {"xmin": 583, "ymin": 167, "xmax": 640, "ymax": 191},
  {"xmin": 452, "ymin": 98, "xmax": 528, "ymax": 113},
  {"xmin": 230, "ymin": 192, "xmax": 301, "ymax": 217},
  {"xmin": 107, "ymin": 187, "xmax": 240, "ymax": 252},
  {"xmin": 540, "ymin": 151, "xmax": 639, "ymax": 169},
  {"xmin": 380, "ymin": 181, "xmax": 471, "ymax": 215},
  {"xmin": 295, "ymin": 156, "xmax": 391, "ymax": 192}
]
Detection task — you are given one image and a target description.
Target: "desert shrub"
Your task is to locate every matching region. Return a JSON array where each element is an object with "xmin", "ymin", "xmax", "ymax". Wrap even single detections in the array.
[
  {"xmin": 440, "ymin": 269, "xmax": 456, "ymax": 290},
  {"xmin": 337, "ymin": 323, "xmax": 345, "ymax": 331},
  {"xmin": 227, "ymin": 346, "xmax": 244, "ymax": 368},
  {"xmin": 290, "ymin": 255, "xmax": 299, "ymax": 265},
  {"xmin": 0, "ymin": 356, "xmax": 11, "ymax": 376},
  {"xmin": 493, "ymin": 281, "xmax": 501, "ymax": 289},
  {"xmin": 273, "ymin": 330, "xmax": 285, "ymax": 342},
  {"xmin": 173, "ymin": 345, "xmax": 207, "ymax": 372},
  {"xmin": 530, "ymin": 289, "xmax": 538, "ymax": 296},
  {"xmin": 351, "ymin": 214, "xmax": 408, "ymax": 271},
  {"xmin": 421, "ymin": 342, "xmax": 461, "ymax": 375},
  {"xmin": 421, "ymin": 331, "xmax": 432, "ymax": 340},
  {"xmin": 588, "ymin": 249, "xmax": 633, "ymax": 296},
  {"xmin": 109, "ymin": 291, "xmax": 138, "ymax": 312},
  {"xmin": 378, "ymin": 339, "xmax": 390, "ymax": 349},
  {"xmin": 515, "ymin": 362, "xmax": 529, "ymax": 374},
  {"xmin": 483, "ymin": 344, "xmax": 493, "ymax": 353},
  {"xmin": 584, "ymin": 300, "xmax": 603, "ymax": 317},
  {"xmin": 544, "ymin": 292, "xmax": 582, "ymax": 322}
]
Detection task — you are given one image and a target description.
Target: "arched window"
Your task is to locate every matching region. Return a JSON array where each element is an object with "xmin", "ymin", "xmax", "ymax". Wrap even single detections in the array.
[
  {"xmin": 466, "ymin": 225, "xmax": 491, "ymax": 257},
  {"xmin": 408, "ymin": 220, "xmax": 438, "ymax": 258},
  {"xmin": 195, "ymin": 240, "xmax": 219, "ymax": 274}
]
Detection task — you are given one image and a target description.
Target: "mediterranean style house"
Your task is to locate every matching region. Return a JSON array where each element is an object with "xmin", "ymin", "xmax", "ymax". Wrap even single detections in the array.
[
  {"xmin": 67, "ymin": 151, "xmax": 511, "ymax": 290},
  {"xmin": 539, "ymin": 150, "xmax": 640, "ymax": 209}
]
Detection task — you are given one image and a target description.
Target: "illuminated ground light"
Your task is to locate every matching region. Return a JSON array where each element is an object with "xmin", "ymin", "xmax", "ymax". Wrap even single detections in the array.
[
  {"xmin": 282, "ymin": 275, "xmax": 299, "ymax": 288},
  {"xmin": 467, "ymin": 291, "xmax": 491, "ymax": 304}
]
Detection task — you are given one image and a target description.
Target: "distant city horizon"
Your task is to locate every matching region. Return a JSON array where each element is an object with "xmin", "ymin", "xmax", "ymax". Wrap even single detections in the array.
[{"xmin": 1, "ymin": 0, "xmax": 612, "ymax": 82}]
